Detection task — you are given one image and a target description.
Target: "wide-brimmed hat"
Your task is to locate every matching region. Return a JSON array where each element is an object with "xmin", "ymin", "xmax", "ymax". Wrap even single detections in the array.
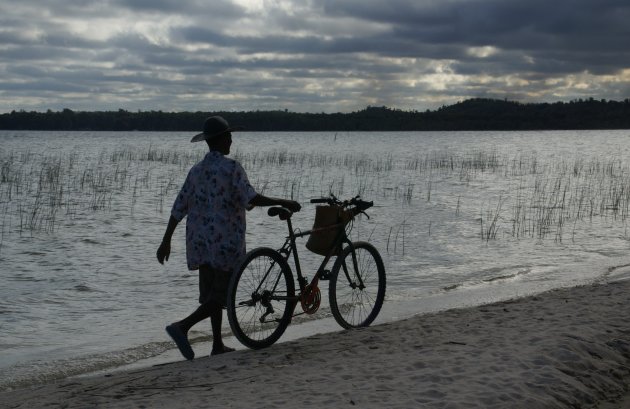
[{"xmin": 190, "ymin": 116, "xmax": 244, "ymax": 143}]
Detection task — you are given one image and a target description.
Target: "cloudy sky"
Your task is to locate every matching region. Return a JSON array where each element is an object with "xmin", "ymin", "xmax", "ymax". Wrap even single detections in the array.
[{"xmin": 1, "ymin": 0, "xmax": 629, "ymax": 113}]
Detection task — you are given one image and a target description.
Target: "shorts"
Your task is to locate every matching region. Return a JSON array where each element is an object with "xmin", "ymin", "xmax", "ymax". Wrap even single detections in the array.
[{"xmin": 198, "ymin": 266, "xmax": 232, "ymax": 307}]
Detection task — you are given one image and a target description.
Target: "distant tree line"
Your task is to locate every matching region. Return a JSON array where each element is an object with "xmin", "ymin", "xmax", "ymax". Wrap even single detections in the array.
[{"xmin": 1, "ymin": 98, "xmax": 630, "ymax": 131}]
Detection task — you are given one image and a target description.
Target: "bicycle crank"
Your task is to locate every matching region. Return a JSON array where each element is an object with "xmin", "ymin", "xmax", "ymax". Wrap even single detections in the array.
[{"xmin": 300, "ymin": 284, "xmax": 321, "ymax": 314}]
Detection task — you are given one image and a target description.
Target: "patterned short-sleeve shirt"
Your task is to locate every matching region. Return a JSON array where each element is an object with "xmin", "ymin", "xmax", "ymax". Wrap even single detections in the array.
[{"xmin": 171, "ymin": 151, "xmax": 258, "ymax": 271}]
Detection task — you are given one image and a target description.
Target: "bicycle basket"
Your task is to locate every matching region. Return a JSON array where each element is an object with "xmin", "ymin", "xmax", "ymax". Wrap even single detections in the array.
[{"xmin": 305, "ymin": 205, "xmax": 352, "ymax": 256}]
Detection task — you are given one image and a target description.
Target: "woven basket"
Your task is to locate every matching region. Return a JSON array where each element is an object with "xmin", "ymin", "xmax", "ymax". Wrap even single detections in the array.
[{"xmin": 305, "ymin": 205, "xmax": 352, "ymax": 256}]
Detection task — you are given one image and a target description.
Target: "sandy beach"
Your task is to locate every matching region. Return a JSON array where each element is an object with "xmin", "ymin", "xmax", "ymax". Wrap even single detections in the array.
[{"xmin": 2, "ymin": 279, "xmax": 630, "ymax": 408}]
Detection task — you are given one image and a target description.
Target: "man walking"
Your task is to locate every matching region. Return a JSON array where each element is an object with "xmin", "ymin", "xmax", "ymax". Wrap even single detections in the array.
[{"xmin": 156, "ymin": 116, "xmax": 301, "ymax": 359}]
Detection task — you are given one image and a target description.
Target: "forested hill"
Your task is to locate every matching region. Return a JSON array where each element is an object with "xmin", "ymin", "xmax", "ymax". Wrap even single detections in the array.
[{"xmin": 2, "ymin": 98, "xmax": 630, "ymax": 131}]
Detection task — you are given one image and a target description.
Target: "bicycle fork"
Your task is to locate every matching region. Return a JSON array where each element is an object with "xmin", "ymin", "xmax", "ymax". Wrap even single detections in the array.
[{"xmin": 341, "ymin": 244, "xmax": 366, "ymax": 290}]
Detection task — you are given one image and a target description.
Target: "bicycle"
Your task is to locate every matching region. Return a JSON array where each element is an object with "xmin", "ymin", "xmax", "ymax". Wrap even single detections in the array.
[{"xmin": 226, "ymin": 194, "xmax": 387, "ymax": 349}]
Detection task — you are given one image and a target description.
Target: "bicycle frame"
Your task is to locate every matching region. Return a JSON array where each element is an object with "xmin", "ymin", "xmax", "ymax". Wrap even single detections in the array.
[{"xmin": 261, "ymin": 212, "xmax": 363, "ymax": 316}]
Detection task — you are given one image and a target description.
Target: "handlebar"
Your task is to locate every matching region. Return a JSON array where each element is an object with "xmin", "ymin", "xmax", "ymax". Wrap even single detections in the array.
[{"xmin": 309, "ymin": 194, "xmax": 373, "ymax": 212}]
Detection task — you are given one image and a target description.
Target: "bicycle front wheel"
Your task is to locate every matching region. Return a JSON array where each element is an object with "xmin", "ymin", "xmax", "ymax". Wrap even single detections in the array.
[
  {"xmin": 329, "ymin": 241, "xmax": 386, "ymax": 329},
  {"xmin": 227, "ymin": 247, "xmax": 295, "ymax": 349}
]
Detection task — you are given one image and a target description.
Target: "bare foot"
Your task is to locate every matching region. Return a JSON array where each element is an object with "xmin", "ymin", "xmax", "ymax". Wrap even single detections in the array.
[{"xmin": 211, "ymin": 345, "xmax": 236, "ymax": 356}]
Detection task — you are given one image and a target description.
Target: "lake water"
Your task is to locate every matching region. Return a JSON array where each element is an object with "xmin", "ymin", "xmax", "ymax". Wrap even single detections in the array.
[{"xmin": 2, "ymin": 129, "xmax": 630, "ymax": 390}]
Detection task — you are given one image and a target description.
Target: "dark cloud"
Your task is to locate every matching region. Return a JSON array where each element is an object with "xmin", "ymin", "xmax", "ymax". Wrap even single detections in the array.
[
  {"xmin": 0, "ymin": 0, "xmax": 629, "ymax": 113},
  {"xmin": 321, "ymin": 0, "xmax": 630, "ymax": 75}
]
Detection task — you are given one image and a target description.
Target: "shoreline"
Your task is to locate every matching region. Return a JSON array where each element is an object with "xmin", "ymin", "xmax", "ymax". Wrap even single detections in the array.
[{"xmin": 2, "ymin": 280, "xmax": 630, "ymax": 408}]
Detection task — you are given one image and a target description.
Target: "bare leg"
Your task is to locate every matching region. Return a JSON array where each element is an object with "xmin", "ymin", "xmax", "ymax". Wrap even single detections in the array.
[
  {"xmin": 210, "ymin": 304, "xmax": 235, "ymax": 355},
  {"xmin": 210, "ymin": 304, "xmax": 224, "ymax": 353},
  {"xmin": 178, "ymin": 302, "xmax": 213, "ymax": 334}
]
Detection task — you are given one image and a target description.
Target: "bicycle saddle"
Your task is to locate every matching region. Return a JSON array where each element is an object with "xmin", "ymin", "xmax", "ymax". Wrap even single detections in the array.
[{"xmin": 268, "ymin": 206, "xmax": 292, "ymax": 220}]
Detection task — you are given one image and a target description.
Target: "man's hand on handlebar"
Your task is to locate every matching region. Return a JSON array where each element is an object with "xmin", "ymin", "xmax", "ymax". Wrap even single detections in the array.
[{"xmin": 282, "ymin": 200, "xmax": 301, "ymax": 213}]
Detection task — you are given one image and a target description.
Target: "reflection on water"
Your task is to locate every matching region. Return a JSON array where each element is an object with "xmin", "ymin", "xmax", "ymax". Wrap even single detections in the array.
[{"xmin": 2, "ymin": 129, "xmax": 630, "ymax": 390}]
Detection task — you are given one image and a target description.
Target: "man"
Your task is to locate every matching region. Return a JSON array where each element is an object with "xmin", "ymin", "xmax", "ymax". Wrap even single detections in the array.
[{"xmin": 156, "ymin": 115, "xmax": 301, "ymax": 359}]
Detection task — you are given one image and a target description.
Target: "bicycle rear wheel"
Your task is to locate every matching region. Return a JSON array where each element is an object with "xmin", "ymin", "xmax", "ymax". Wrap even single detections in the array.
[
  {"xmin": 227, "ymin": 247, "xmax": 295, "ymax": 349},
  {"xmin": 329, "ymin": 241, "xmax": 386, "ymax": 329}
]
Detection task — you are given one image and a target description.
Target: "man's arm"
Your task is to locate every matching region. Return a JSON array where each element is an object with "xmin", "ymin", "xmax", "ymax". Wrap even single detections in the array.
[
  {"xmin": 249, "ymin": 194, "xmax": 301, "ymax": 213},
  {"xmin": 157, "ymin": 215, "xmax": 179, "ymax": 264}
]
